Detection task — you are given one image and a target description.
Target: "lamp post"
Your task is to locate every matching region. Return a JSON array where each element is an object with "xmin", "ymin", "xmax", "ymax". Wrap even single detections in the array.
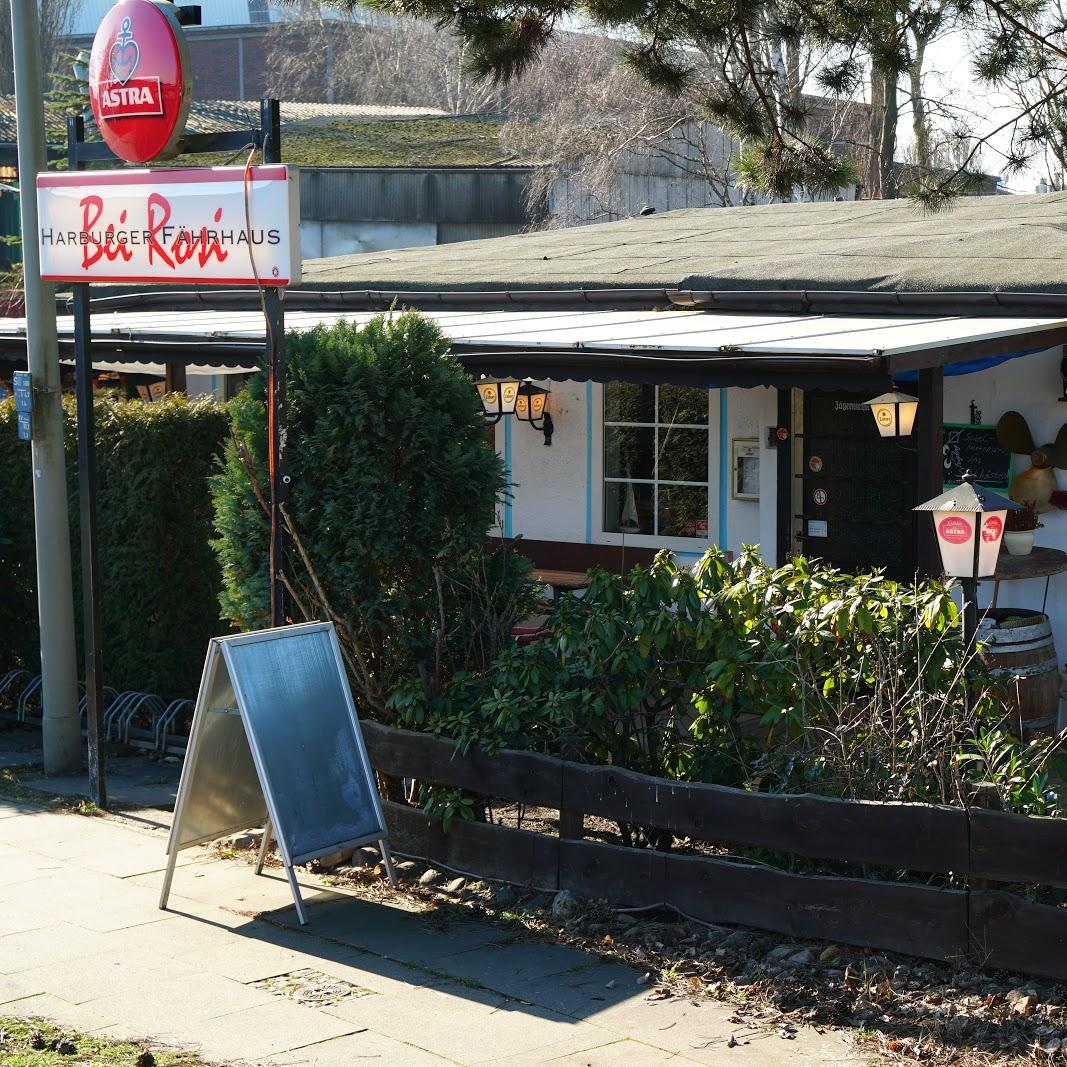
[
  {"xmin": 866, "ymin": 391, "xmax": 919, "ymax": 437},
  {"xmin": 913, "ymin": 472, "xmax": 1020, "ymax": 648}
]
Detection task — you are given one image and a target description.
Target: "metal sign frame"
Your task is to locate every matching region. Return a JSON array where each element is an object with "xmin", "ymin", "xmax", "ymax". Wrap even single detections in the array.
[
  {"xmin": 65, "ymin": 98, "xmax": 291, "ymax": 812},
  {"xmin": 158, "ymin": 621, "xmax": 396, "ymax": 924}
]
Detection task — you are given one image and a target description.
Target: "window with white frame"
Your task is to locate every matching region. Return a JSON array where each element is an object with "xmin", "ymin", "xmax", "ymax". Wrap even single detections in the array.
[{"xmin": 603, "ymin": 382, "xmax": 710, "ymax": 539}]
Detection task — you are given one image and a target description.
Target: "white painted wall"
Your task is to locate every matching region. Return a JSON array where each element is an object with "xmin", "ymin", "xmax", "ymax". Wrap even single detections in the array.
[{"xmin": 500, "ymin": 381, "xmax": 778, "ymax": 564}]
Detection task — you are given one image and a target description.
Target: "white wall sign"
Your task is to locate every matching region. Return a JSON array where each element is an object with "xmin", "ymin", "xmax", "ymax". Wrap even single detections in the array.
[{"xmin": 37, "ymin": 165, "xmax": 301, "ymax": 286}]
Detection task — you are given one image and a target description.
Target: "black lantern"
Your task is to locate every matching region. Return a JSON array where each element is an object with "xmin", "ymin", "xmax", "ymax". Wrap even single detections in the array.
[
  {"xmin": 476, "ymin": 378, "xmax": 519, "ymax": 424},
  {"xmin": 515, "ymin": 382, "xmax": 554, "ymax": 446}
]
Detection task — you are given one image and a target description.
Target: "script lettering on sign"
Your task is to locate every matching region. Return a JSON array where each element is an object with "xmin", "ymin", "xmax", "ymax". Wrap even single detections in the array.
[{"xmin": 37, "ymin": 166, "xmax": 301, "ymax": 287}]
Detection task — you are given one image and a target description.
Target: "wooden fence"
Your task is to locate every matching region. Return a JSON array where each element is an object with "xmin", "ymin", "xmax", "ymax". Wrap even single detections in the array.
[{"xmin": 362, "ymin": 721, "xmax": 1067, "ymax": 981}]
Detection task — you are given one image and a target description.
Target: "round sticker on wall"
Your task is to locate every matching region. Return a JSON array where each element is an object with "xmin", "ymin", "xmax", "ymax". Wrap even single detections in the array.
[
  {"xmin": 982, "ymin": 515, "xmax": 1003, "ymax": 543},
  {"xmin": 775, "ymin": 426, "xmax": 789, "ymax": 442},
  {"xmin": 813, "ymin": 488, "xmax": 828, "ymax": 506},
  {"xmin": 88, "ymin": 0, "xmax": 192, "ymax": 163},
  {"xmin": 938, "ymin": 515, "xmax": 973, "ymax": 545},
  {"xmin": 809, "ymin": 456, "xmax": 823, "ymax": 473}
]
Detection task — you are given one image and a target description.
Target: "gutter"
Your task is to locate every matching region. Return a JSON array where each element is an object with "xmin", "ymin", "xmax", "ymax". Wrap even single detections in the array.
[{"xmin": 72, "ymin": 286, "xmax": 1067, "ymax": 318}]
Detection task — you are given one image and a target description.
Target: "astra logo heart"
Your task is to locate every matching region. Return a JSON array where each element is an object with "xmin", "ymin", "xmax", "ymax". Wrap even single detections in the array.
[
  {"xmin": 108, "ymin": 17, "xmax": 139, "ymax": 84},
  {"xmin": 98, "ymin": 15, "xmax": 164, "ymax": 120}
]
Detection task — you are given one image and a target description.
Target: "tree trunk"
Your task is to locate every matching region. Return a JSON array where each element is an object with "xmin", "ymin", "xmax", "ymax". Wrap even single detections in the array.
[
  {"xmin": 867, "ymin": 69, "xmax": 885, "ymax": 199},
  {"xmin": 909, "ymin": 36, "xmax": 931, "ymax": 176},
  {"xmin": 881, "ymin": 71, "xmax": 898, "ymax": 199}
]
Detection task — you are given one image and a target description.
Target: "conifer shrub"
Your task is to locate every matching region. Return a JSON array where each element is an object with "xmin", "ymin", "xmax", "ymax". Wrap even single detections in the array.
[
  {"xmin": 211, "ymin": 312, "xmax": 535, "ymax": 720},
  {"xmin": 0, "ymin": 393, "xmax": 229, "ymax": 697}
]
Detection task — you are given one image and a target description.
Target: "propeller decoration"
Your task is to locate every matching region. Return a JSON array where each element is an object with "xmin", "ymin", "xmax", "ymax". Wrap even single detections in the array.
[{"xmin": 996, "ymin": 410, "xmax": 1067, "ymax": 512}]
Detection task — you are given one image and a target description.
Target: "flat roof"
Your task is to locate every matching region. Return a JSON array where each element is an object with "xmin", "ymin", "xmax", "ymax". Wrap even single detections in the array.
[
  {"xmin": 3, "ymin": 305, "xmax": 1065, "ymax": 390},
  {"xmin": 298, "ymin": 193, "xmax": 1067, "ymax": 296}
]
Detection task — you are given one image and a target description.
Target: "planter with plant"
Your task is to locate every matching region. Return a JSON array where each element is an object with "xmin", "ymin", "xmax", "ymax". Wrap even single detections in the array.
[{"xmin": 1004, "ymin": 500, "xmax": 1043, "ymax": 556}]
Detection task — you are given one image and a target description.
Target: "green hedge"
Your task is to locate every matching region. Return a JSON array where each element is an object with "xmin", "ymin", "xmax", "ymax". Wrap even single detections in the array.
[{"xmin": 0, "ymin": 393, "xmax": 229, "ymax": 698}]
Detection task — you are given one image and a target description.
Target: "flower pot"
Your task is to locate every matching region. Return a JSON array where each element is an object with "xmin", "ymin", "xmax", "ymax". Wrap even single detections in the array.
[{"xmin": 1004, "ymin": 530, "xmax": 1035, "ymax": 556}]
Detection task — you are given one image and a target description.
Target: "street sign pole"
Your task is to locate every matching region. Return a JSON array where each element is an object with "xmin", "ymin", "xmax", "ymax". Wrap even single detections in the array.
[
  {"xmin": 68, "ymin": 114, "xmax": 107, "ymax": 809},
  {"xmin": 10, "ymin": 0, "xmax": 82, "ymax": 773}
]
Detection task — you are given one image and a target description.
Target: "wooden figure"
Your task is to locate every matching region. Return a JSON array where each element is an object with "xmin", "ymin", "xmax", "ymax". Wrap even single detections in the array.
[{"xmin": 996, "ymin": 410, "xmax": 1067, "ymax": 512}]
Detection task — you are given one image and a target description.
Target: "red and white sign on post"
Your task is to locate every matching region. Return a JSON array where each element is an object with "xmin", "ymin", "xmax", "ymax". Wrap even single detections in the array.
[
  {"xmin": 88, "ymin": 0, "xmax": 192, "ymax": 164},
  {"xmin": 37, "ymin": 166, "xmax": 301, "ymax": 286}
]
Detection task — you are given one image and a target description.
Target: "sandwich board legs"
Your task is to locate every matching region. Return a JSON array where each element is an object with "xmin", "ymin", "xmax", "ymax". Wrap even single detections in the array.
[
  {"xmin": 285, "ymin": 864, "xmax": 308, "ymax": 925},
  {"xmin": 255, "ymin": 818, "xmax": 273, "ymax": 875},
  {"xmin": 159, "ymin": 844, "xmax": 178, "ymax": 911},
  {"xmin": 379, "ymin": 838, "xmax": 398, "ymax": 887}
]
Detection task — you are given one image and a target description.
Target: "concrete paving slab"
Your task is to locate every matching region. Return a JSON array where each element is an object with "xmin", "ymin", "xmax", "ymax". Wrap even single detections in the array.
[
  {"xmin": 13, "ymin": 951, "xmax": 200, "ymax": 1005},
  {"xmin": 528, "ymin": 1037, "xmax": 682, "ymax": 1066},
  {"xmin": 0, "ymin": 801, "xmax": 870, "ymax": 1067},
  {"xmin": 284, "ymin": 896, "xmax": 512, "ymax": 965},
  {"xmin": 10, "ymin": 991, "xmax": 125, "ymax": 1034},
  {"xmin": 0, "ymin": 922, "xmax": 114, "ymax": 974},
  {"xmin": 0, "ymin": 972, "xmax": 47, "ymax": 1007},
  {"xmin": 324, "ymin": 981, "xmax": 607, "ymax": 1067},
  {"xmin": 21, "ymin": 754, "xmax": 181, "ymax": 810},
  {"xmin": 266, "ymin": 1031, "xmax": 457, "ymax": 1066},
  {"xmin": 434, "ymin": 939, "xmax": 610, "ymax": 992},
  {"xmin": 178, "ymin": 999, "xmax": 357, "ymax": 1062}
]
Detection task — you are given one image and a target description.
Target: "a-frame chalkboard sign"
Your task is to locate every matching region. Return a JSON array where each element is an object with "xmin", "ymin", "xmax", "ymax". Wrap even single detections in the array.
[{"xmin": 159, "ymin": 622, "xmax": 396, "ymax": 924}]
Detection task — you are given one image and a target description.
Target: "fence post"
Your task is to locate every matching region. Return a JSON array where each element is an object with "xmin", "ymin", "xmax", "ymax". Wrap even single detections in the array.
[{"xmin": 558, "ymin": 749, "xmax": 584, "ymax": 842}]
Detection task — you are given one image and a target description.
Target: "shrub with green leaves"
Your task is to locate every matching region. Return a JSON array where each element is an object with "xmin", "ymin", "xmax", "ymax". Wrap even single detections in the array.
[
  {"xmin": 212, "ymin": 312, "xmax": 535, "ymax": 721},
  {"xmin": 0, "ymin": 393, "xmax": 229, "ymax": 697},
  {"xmin": 396, "ymin": 547, "xmax": 1062, "ymax": 826}
]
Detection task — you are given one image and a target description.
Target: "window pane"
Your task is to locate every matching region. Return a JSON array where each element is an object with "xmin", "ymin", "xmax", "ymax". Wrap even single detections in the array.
[
  {"xmin": 658, "ymin": 485, "xmax": 708, "ymax": 539},
  {"xmin": 605, "ymin": 426, "xmax": 654, "ymax": 480},
  {"xmin": 605, "ymin": 480, "xmax": 654, "ymax": 535},
  {"xmin": 657, "ymin": 427, "xmax": 708, "ymax": 482},
  {"xmin": 659, "ymin": 384, "xmax": 708, "ymax": 426},
  {"xmin": 604, "ymin": 381, "xmax": 654, "ymax": 424}
]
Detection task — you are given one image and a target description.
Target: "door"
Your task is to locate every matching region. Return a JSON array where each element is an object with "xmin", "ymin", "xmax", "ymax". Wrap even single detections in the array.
[{"xmin": 794, "ymin": 391, "xmax": 917, "ymax": 578}]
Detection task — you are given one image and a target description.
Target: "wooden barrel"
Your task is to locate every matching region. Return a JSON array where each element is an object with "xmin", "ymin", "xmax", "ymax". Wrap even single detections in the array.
[{"xmin": 978, "ymin": 609, "xmax": 1061, "ymax": 738}]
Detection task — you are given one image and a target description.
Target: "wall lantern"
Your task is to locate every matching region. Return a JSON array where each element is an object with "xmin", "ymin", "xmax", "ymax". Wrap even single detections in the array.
[
  {"xmin": 913, "ymin": 471, "xmax": 1020, "ymax": 644},
  {"xmin": 476, "ymin": 378, "xmax": 520, "ymax": 424},
  {"xmin": 515, "ymin": 382, "xmax": 554, "ymax": 446},
  {"xmin": 866, "ymin": 391, "xmax": 919, "ymax": 437}
]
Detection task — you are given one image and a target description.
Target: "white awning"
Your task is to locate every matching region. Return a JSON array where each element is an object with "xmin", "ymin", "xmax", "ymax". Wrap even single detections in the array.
[{"xmin": 2, "ymin": 305, "xmax": 1065, "ymax": 387}]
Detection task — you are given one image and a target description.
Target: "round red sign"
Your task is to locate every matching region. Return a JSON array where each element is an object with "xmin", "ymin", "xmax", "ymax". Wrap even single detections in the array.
[
  {"xmin": 982, "ymin": 515, "xmax": 1003, "ymax": 543},
  {"xmin": 813, "ymin": 488, "xmax": 828, "ymax": 506},
  {"xmin": 938, "ymin": 515, "xmax": 973, "ymax": 545},
  {"xmin": 88, "ymin": 0, "xmax": 191, "ymax": 164}
]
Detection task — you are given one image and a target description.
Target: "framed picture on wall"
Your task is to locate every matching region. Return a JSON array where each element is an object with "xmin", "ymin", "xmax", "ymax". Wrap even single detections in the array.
[{"xmin": 732, "ymin": 438, "xmax": 760, "ymax": 501}]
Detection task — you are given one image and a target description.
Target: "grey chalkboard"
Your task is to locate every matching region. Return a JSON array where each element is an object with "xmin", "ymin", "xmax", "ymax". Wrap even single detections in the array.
[
  {"xmin": 943, "ymin": 423, "xmax": 1014, "ymax": 491},
  {"xmin": 221, "ymin": 625, "xmax": 385, "ymax": 864},
  {"xmin": 160, "ymin": 621, "xmax": 394, "ymax": 925}
]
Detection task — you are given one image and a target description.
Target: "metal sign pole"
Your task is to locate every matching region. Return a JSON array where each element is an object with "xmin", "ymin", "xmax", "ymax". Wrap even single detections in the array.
[
  {"xmin": 261, "ymin": 98, "xmax": 288, "ymax": 628},
  {"xmin": 10, "ymin": 0, "xmax": 82, "ymax": 775},
  {"xmin": 68, "ymin": 114, "xmax": 107, "ymax": 809}
]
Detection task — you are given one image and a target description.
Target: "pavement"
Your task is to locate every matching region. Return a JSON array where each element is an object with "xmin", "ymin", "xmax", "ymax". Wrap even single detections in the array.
[{"xmin": 0, "ymin": 736, "xmax": 872, "ymax": 1066}]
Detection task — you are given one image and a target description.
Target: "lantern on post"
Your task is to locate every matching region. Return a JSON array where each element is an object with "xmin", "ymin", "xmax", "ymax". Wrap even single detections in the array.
[
  {"xmin": 913, "ymin": 472, "xmax": 1020, "ymax": 646},
  {"xmin": 866, "ymin": 391, "xmax": 919, "ymax": 437},
  {"xmin": 476, "ymin": 378, "xmax": 519, "ymax": 424},
  {"xmin": 515, "ymin": 382, "xmax": 554, "ymax": 446}
]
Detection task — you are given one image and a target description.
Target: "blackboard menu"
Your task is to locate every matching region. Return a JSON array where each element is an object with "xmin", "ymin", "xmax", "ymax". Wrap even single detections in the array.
[{"xmin": 943, "ymin": 423, "xmax": 1014, "ymax": 491}]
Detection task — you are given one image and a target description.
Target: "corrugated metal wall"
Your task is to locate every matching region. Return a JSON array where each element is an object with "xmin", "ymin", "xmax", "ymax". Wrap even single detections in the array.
[{"xmin": 300, "ymin": 167, "xmax": 535, "ymax": 225}]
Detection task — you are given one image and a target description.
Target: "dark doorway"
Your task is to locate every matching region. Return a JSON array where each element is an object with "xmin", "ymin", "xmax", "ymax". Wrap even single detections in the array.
[{"xmin": 794, "ymin": 391, "xmax": 917, "ymax": 579}]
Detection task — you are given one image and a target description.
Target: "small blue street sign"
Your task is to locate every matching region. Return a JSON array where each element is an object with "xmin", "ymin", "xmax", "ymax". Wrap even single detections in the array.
[
  {"xmin": 13, "ymin": 371, "xmax": 32, "ymax": 414},
  {"xmin": 17, "ymin": 411, "xmax": 31, "ymax": 441}
]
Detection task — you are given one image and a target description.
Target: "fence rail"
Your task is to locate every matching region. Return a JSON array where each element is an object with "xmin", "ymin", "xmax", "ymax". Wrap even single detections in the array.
[{"xmin": 361, "ymin": 721, "xmax": 1067, "ymax": 981}]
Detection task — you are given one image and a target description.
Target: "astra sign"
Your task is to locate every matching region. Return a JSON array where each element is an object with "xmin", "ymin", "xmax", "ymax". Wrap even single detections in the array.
[
  {"xmin": 88, "ymin": 0, "xmax": 191, "ymax": 163},
  {"xmin": 37, "ymin": 166, "xmax": 301, "ymax": 286}
]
